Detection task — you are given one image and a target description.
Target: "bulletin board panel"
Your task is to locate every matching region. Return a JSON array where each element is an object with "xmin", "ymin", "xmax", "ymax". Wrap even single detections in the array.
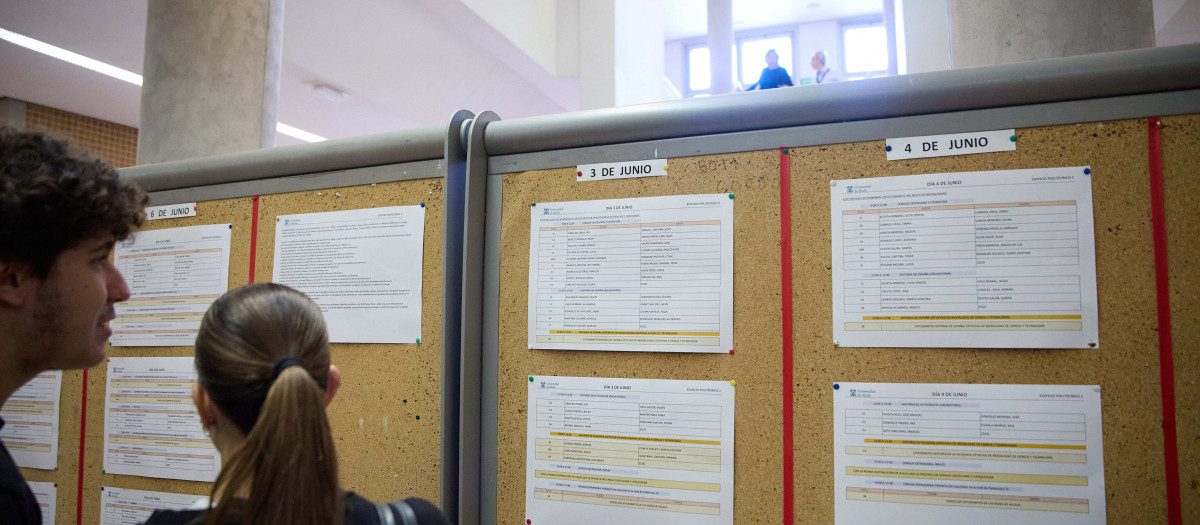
[
  {"xmin": 1162, "ymin": 114, "xmax": 1200, "ymax": 523},
  {"xmin": 18, "ymin": 369, "xmax": 83, "ymax": 525},
  {"xmin": 788, "ymin": 118, "xmax": 1178, "ymax": 523},
  {"xmin": 253, "ymin": 178, "xmax": 444, "ymax": 506},
  {"xmin": 81, "ymin": 196, "xmax": 255, "ymax": 525},
  {"xmin": 493, "ymin": 151, "xmax": 784, "ymax": 525}
]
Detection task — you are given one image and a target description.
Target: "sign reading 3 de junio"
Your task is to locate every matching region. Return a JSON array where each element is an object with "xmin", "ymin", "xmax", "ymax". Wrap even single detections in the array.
[{"xmin": 577, "ymin": 158, "xmax": 669, "ymax": 181}]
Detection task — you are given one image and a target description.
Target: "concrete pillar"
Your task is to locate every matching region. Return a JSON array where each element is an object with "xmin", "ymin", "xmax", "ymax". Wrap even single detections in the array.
[
  {"xmin": 0, "ymin": 98, "xmax": 26, "ymax": 130},
  {"xmin": 579, "ymin": 0, "xmax": 616, "ymax": 109},
  {"xmin": 138, "ymin": 0, "xmax": 284, "ymax": 164},
  {"xmin": 706, "ymin": 0, "xmax": 734, "ymax": 95},
  {"xmin": 614, "ymin": 0, "xmax": 664, "ymax": 106},
  {"xmin": 883, "ymin": 0, "xmax": 899, "ymax": 76},
  {"xmin": 899, "ymin": 0, "xmax": 951, "ymax": 74},
  {"xmin": 948, "ymin": 0, "xmax": 1155, "ymax": 69}
]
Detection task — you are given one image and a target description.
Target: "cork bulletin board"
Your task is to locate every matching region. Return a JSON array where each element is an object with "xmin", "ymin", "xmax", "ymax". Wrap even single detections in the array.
[
  {"xmin": 18, "ymin": 370, "xmax": 83, "ymax": 524},
  {"xmin": 493, "ymin": 151, "xmax": 785, "ymax": 524},
  {"xmin": 1161, "ymin": 114, "xmax": 1200, "ymax": 523},
  {"xmin": 253, "ymin": 178, "xmax": 445, "ymax": 506},
  {"xmin": 788, "ymin": 117, "xmax": 1191, "ymax": 524},
  {"xmin": 81, "ymin": 196, "xmax": 255, "ymax": 524}
]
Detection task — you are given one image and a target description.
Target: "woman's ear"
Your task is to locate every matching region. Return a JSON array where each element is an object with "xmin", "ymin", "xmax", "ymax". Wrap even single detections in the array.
[
  {"xmin": 192, "ymin": 383, "xmax": 217, "ymax": 430},
  {"xmin": 324, "ymin": 365, "xmax": 341, "ymax": 408}
]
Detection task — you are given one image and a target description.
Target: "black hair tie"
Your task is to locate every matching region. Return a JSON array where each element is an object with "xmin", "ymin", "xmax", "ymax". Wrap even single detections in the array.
[{"xmin": 271, "ymin": 356, "xmax": 304, "ymax": 382}]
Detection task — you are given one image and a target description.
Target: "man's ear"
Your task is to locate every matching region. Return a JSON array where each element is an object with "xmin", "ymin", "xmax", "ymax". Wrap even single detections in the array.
[
  {"xmin": 324, "ymin": 365, "xmax": 341, "ymax": 408},
  {"xmin": 0, "ymin": 261, "xmax": 33, "ymax": 308}
]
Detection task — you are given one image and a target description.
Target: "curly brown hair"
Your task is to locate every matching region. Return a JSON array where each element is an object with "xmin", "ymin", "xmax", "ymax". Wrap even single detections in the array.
[{"xmin": 0, "ymin": 127, "xmax": 148, "ymax": 278}]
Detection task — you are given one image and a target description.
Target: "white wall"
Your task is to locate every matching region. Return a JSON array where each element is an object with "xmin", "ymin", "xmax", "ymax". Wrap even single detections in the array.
[
  {"xmin": 899, "ymin": 0, "xmax": 950, "ymax": 73},
  {"xmin": 663, "ymin": 40, "xmax": 685, "ymax": 98},
  {"xmin": 793, "ymin": 20, "xmax": 841, "ymax": 84},
  {"xmin": 460, "ymin": 0, "xmax": 560, "ymax": 75}
]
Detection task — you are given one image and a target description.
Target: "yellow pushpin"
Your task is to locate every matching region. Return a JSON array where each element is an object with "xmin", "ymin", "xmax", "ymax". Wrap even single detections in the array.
[
  {"xmin": 663, "ymin": 164, "xmax": 669, "ymax": 171},
  {"xmin": 730, "ymin": 380, "xmax": 736, "ymax": 386}
]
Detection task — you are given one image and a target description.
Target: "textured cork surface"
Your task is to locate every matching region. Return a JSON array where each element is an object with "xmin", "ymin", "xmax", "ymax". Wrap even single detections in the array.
[
  {"xmin": 82, "ymin": 196, "xmax": 254, "ymax": 525},
  {"xmin": 494, "ymin": 151, "xmax": 784, "ymax": 525},
  {"xmin": 255, "ymin": 178, "xmax": 445, "ymax": 505},
  {"xmin": 789, "ymin": 118, "xmax": 1172, "ymax": 523},
  {"xmin": 1161, "ymin": 114, "xmax": 1200, "ymax": 523}
]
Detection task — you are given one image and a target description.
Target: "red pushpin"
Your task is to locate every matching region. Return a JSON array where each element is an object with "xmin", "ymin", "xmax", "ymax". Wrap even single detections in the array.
[
  {"xmin": 577, "ymin": 171, "xmax": 582, "ymax": 177},
  {"xmin": 729, "ymin": 349, "xmax": 734, "ymax": 355}
]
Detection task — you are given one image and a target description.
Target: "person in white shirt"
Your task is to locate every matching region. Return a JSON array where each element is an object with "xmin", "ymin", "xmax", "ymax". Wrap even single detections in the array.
[{"xmin": 810, "ymin": 50, "xmax": 843, "ymax": 84}]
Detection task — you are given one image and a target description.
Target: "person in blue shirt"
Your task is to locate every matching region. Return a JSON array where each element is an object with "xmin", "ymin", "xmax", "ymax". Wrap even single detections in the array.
[{"xmin": 746, "ymin": 49, "xmax": 793, "ymax": 90}]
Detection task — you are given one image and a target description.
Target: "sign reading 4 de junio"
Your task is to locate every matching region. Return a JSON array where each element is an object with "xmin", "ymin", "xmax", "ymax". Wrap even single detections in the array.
[
  {"xmin": 577, "ymin": 158, "xmax": 669, "ymax": 181},
  {"xmin": 886, "ymin": 129, "xmax": 1016, "ymax": 160},
  {"xmin": 144, "ymin": 203, "xmax": 197, "ymax": 221}
]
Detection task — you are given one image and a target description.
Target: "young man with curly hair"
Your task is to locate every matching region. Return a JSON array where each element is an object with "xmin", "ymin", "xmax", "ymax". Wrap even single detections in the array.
[{"xmin": 0, "ymin": 128, "xmax": 147, "ymax": 524}]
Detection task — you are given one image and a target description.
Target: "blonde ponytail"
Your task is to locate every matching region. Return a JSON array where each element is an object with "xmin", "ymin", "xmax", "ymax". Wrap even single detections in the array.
[{"xmin": 194, "ymin": 283, "xmax": 341, "ymax": 525}]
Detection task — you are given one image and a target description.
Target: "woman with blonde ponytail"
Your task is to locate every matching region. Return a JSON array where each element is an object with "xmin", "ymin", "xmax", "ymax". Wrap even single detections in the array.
[{"xmin": 144, "ymin": 283, "xmax": 380, "ymax": 525}]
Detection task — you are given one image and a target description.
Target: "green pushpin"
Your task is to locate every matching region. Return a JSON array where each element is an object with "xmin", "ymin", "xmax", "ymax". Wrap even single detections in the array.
[
  {"xmin": 529, "ymin": 376, "xmax": 534, "ymax": 382},
  {"xmin": 782, "ymin": 148, "xmax": 789, "ymax": 154},
  {"xmin": 1010, "ymin": 135, "xmax": 1017, "ymax": 142},
  {"xmin": 415, "ymin": 415, "xmax": 421, "ymax": 420},
  {"xmin": 416, "ymin": 338, "xmax": 421, "ymax": 343},
  {"xmin": 728, "ymin": 193, "xmax": 735, "ymax": 199}
]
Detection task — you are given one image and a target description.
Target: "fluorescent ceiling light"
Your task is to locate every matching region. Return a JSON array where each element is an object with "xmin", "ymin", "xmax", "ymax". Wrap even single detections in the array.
[
  {"xmin": 0, "ymin": 27, "xmax": 327, "ymax": 144},
  {"xmin": 276, "ymin": 123, "xmax": 326, "ymax": 142},
  {"xmin": 0, "ymin": 27, "xmax": 143, "ymax": 86}
]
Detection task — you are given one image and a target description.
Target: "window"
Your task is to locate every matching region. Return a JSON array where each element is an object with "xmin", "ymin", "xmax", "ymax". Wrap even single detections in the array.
[
  {"xmin": 842, "ymin": 21, "xmax": 888, "ymax": 79},
  {"xmin": 685, "ymin": 32, "xmax": 794, "ymax": 97},
  {"xmin": 738, "ymin": 34, "xmax": 793, "ymax": 87}
]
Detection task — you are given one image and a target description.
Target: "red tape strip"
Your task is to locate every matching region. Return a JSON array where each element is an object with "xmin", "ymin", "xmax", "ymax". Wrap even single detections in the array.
[
  {"xmin": 75, "ymin": 368, "xmax": 87, "ymax": 525},
  {"xmin": 1148, "ymin": 117, "xmax": 1182, "ymax": 525},
  {"xmin": 779, "ymin": 148, "xmax": 794, "ymax": 525},
  {"xmin": 249, "ymin": 196, "xmax": 260, "ymax": 283}
]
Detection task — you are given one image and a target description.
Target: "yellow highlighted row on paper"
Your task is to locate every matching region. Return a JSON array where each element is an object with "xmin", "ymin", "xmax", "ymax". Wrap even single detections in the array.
[
  {"xmin": 847, "ymin": 466, "xmax": 1088, "ymax": 486},
  {"xmin": 864, "ymin": 438, "xmax": 1086, "ymax": 450},
  {"xmin": 847, "ymin": 445, "xmax": 1086, "ymax": 463},
  {"xmin": 550, "ymin": 431, "xmax": 720, "ymax": 446},
  {"xmin": 535, "ymin": 470, "xmax": 720, "ymax": 492},
  {"xmin": 862, "ymin": 315, "xmax": 1082, "ymax": 321}
]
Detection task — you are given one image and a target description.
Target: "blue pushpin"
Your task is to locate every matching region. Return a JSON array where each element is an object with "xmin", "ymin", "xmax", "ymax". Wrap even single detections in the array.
[
  {"xmin": 885, "ymin": 145, "xmax": 892, "ymax": 152},
  {"xmin": 1083, "ymin": 168, "xmax": 1091, "ymax": 175},
  {"xmin": 420, "ymin": 202, "xmax": 426, "ymax": 207},
  {"xmin": 833, "ymin": 383, "xmax": 840, "ymax": 390}
]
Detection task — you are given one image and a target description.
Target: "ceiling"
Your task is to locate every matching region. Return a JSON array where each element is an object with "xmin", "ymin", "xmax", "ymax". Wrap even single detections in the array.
[{"xmin": 0, "ymin": 0, "xmax": 879, "ymax": 149}]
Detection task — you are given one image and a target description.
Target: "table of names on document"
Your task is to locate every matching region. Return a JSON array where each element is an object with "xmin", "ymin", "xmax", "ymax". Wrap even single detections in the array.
[
  {"xmin": 104, "ymin": 357, "xmax": 219, "ymax": 482},
  {"xmin": 111, "ymin": 224, "xmax": 231, "ymax": 346},
  {"xmin": 831, "ymin": 168, "xmax": 1098, "ymax": 348},
  {"xmin": 834, "ymin": 383, "xmax": 1105, "ymax": 525},
  {"xmin": 529, "ymin": 194, "xmax": 734, "ymax": 353},
  {"xmin": 0, "ymin": 371, "xmax": 62, "ymax": 469},
  {"xmin": 100, "ymin": 487, "xmax": 205, "ymax": 525},
  {"xmin": 526, "ymin": 376, "xmax": 734, "ymax": 525}
]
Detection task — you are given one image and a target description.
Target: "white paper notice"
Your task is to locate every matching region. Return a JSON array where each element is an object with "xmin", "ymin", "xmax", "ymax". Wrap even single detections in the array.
[
  {"xmin": 528, "ymin": 194, "xmax": 734, "ymax": 352},
  {"xmin": 0, "ymin": 371, "xmax": 62, "ymax": 469},
  {"xmin": 100, "ymin": 486, "xmax": 206, "ymax": 525},
  {"xmin": 526, "ymin": 376, "xmax": 735, "ymax": 525},
  {"xmin": 103, "ymin": 357, "xmax": 219, "ymax": 482},
  {"xmin": 831, "ymin": 167, "xmax": 1099, "ymax": 348},
  {"xmin": 273, "ymin": 206, "xmax": 425, "ymax": 343},
  {"xmin": 27, "ymin": 481, "xmax": 55, "ymax": 525},
  {"xmin": 834, "ymin": 382, "xmax": 1105, "ymax": 524},
  {"xmin": 112, "ymin": 224, "xmax": 232, "ymax": 346}
]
